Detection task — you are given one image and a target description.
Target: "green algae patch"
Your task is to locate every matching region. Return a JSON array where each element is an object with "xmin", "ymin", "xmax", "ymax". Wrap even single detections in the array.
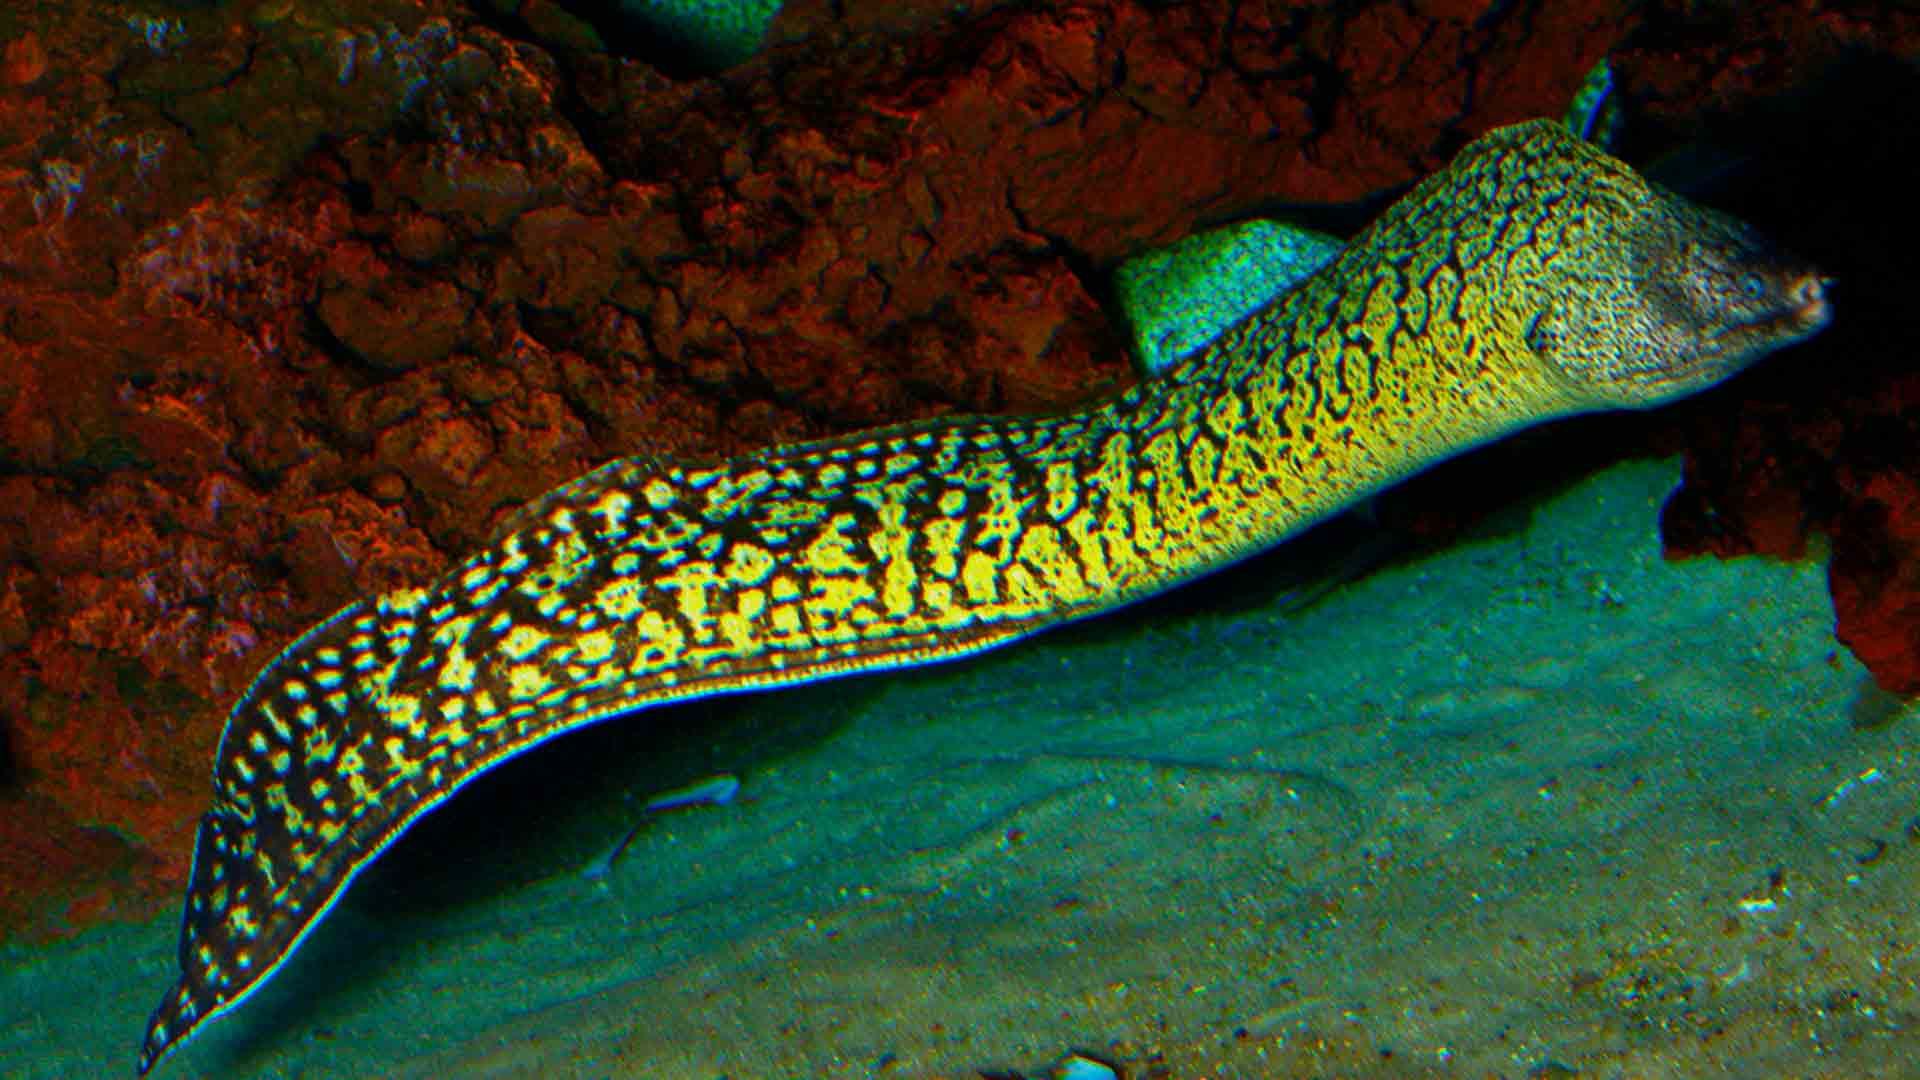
[{"xmin": 1114, "ymin": 219, "xmax": 1343, "ymax": 377}]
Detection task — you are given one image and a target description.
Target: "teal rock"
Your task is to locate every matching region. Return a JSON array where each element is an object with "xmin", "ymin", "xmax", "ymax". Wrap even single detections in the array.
[{"xmin": 1114, "ymin": 219, "xmax": 1344, "ymax": 377}]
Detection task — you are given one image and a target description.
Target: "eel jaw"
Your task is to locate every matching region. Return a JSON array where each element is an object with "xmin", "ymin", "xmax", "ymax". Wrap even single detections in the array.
[
  {"xmin": 1693, "ymin": 269, "xmax": 1834, "ymax": 378},
  {"xmin": 1788, "ymin": 272, "xmax": 1835, "ymax": 335}
]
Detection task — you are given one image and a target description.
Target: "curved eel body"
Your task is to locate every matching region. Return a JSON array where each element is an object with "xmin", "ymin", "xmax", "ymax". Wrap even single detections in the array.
[{"xmin": 138, "ymin": 120, "xmax": 1830, "ymax": 1072}]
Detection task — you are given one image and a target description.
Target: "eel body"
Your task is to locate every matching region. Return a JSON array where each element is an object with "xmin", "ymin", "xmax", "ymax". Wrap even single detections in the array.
[{"xmin": 138, "ymin": 119, "xmax": 1830, "ymax": 1073}]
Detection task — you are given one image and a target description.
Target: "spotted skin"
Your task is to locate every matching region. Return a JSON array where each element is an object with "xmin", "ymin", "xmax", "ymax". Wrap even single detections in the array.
[{"xmin": 138, "ymin": 120, "xmax": 1830, "ymax": 1073}]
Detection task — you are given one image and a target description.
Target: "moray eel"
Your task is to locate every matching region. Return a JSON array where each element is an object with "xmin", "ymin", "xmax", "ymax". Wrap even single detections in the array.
[{"xmin": 137, "ymin": 119, "xmax": 1830, "ymax": 1073}]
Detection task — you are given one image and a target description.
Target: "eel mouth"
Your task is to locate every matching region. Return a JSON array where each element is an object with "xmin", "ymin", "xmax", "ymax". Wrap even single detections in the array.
[
  {"xmin": 1787, "ymin": 273, "xmax": 1835, "ymax": 333},
  {"xmin": 1636, "ymin": 269, "xmax": 1834, "ymax": 401},
  {"xmin": 1703, "ymin": 271, "xmax": 1834, "ymax": 362},
  {"xmin": 1742, "ymin": 271, "xmax": 1833, "ymax": 338}
]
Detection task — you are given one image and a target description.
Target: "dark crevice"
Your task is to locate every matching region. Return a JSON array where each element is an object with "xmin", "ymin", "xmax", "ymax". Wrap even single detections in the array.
[
  {"xmin": 342, "ymin": 177, "xmax": 374, "ymax": 214},
  {"xmin": 462, "ymin": 1, "xmax": 625, "ymax": 174},
  {"xmin": 0, "ymin": 706, "xmax": 18, "ymax": 792},
  {"xmin": 298, "ymin": 300, "xmax": 402, "ymax": 393},
  {"xmin": 508, "ymin": 0, "xmax": 767, "ymax": 81},
  {"xmin": 1294, "ymin": 51, "xmax": 1346, "ymax": 144}
]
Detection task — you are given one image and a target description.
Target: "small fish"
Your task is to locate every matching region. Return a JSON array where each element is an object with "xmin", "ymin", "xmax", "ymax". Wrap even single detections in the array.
[{"xmin": 582, "ymin": 773, "xmax": 742, "ymax": 881}]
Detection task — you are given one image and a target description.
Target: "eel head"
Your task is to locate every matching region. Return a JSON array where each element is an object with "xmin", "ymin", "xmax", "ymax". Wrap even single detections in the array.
[{"xmin": 1528, "ymin": 175, "xmax": 1831, "ymax": 410}]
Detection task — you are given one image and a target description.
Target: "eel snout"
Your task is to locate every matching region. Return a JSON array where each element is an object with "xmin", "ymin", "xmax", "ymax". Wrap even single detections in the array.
[{"xmin": 1785, "ymin": 271, "xmax": 1834, "ymax": 333}]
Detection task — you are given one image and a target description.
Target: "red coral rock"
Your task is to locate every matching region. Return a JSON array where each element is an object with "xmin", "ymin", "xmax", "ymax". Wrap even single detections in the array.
[
  {"xmin": 1831, "ymin": 473, "xmax": 1920, "ymax": 693},
  {"xmin": 319, "ymin": 274, "xmax": 474, "ymax": 370},
  {"xmin": 499, "ymin": 205, "xmax": 624, "ymax": 314}
]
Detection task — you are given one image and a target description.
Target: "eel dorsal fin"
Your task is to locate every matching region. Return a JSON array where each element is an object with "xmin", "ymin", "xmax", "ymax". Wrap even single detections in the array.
[{"xmin": 485, "ymin": 453, "xmax": 694, "ymax": 544}]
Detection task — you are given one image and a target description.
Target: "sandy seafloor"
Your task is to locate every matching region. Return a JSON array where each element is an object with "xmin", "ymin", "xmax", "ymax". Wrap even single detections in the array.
[{"xmin": 7, "ymin": 457, "xmax": 1920, "ymax": 1079}]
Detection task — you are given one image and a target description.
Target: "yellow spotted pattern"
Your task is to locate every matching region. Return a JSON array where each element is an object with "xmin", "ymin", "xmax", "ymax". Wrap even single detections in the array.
[{"xmin": 139, "ymin": 121, "xmax": 1771, "ymax": 1073}]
